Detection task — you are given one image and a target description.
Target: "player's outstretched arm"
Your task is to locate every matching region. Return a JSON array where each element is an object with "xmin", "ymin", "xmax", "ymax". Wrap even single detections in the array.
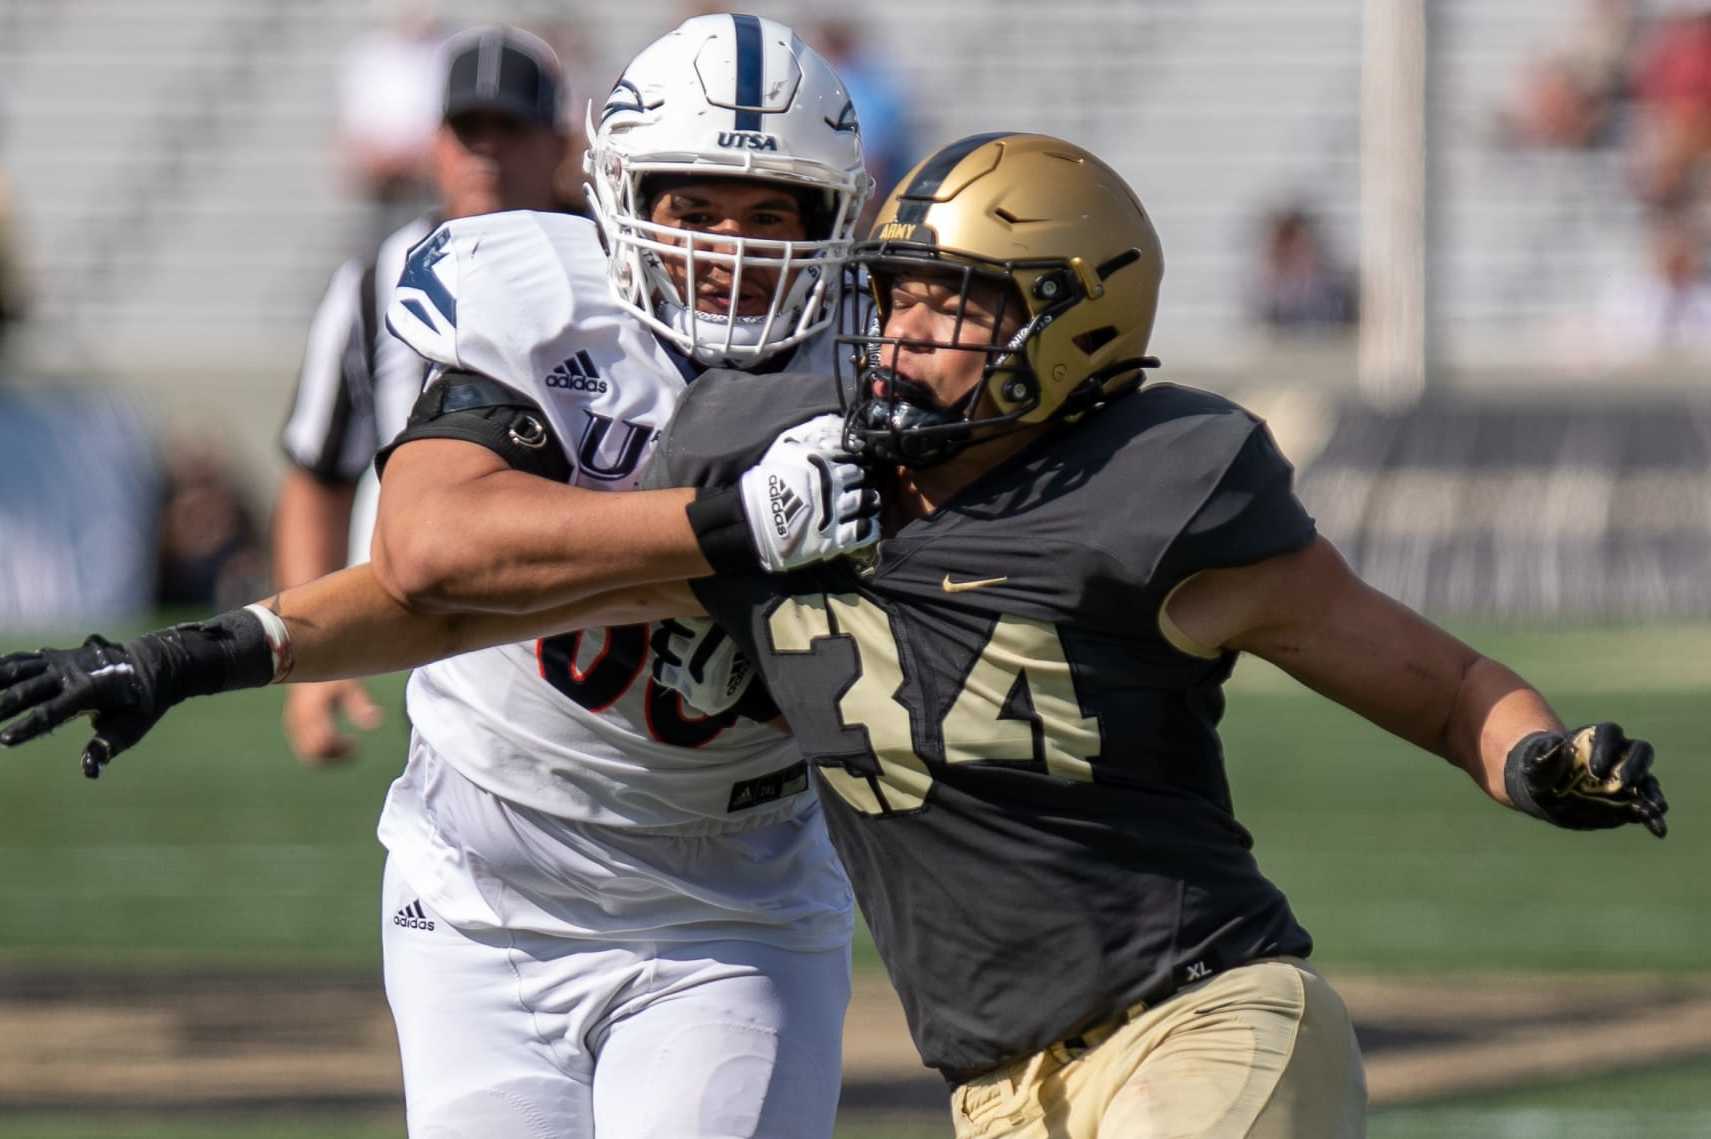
[
  {"xmin": 0, "ymin": 564, "xmax": 699, "ymax": 778},
  {"xmin": 1164, "ymin": 536, "xmax": 1668, "ymax": 838},
  {"xmin": 371, "ymin": 415, "xmax": 877, "ymax": 615},
  {"xmin": 265, "ymin": 562, "xmax": 701, "ymax": 679},
  {"xmin": 373, "ymin": 438, "xmax": 706, "ymax": 613}
]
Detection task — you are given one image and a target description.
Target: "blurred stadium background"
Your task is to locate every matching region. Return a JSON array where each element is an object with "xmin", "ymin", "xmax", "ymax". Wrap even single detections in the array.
[{"xmin": 0, "ymin": 0, "xmax": 1708, "ymax": 1135}]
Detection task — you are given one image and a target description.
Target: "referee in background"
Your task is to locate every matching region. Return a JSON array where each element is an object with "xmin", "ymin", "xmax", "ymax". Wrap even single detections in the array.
[{"xmin": 276, "ymin": 26, "xmax": 575, "ymax": 763}]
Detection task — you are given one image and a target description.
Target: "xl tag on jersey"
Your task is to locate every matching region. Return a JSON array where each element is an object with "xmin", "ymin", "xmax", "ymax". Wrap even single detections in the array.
[
  {"xmin": 1176, "ymin": 946, "xmax": 1225, "ymax": 988},
  {"xmin": 727, "ymin": 760, "xmax": 809, "ymax": 812}
]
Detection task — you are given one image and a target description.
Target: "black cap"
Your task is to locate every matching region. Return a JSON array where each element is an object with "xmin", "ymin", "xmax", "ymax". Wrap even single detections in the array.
[{"xmin": 442, "ymin": 26, "xmax": 562, "ymax": 129}]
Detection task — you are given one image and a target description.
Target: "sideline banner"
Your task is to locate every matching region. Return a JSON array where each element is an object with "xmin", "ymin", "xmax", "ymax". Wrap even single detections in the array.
[
  {"xmin": 0, "ymin": 390, "xmax": 159, "ymax": 630},
  {"xmin": 1295, "ymin": 401, "xmax": 1711, "ymax": 618}
]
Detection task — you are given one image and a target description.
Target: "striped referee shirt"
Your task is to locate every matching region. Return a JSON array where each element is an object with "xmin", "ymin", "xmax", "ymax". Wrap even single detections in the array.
[{"xmin": 280, "ymin": 215, "xmax": 436, "ymax": 482}]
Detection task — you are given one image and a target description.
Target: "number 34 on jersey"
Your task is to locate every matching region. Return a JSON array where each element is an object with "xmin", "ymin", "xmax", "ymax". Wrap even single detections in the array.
[{"xmin": 767, "ymin": 592, "xmax": 1105, "ymax": 815}]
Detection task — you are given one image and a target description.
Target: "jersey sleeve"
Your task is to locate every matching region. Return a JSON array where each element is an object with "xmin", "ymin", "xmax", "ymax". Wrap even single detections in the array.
[
  {"xmin": 384, "ymin": 211, "xmax": 602, "ymax": 406},
  {"xmin": 280, "ymin": 256, "xmax": 376, "ymax": 483},
  {"xmin": 1157, "ymin": 420, "xmax": 1316, "ymax": 582},
  {"xmin": 384, "ymin": 223, "xmax": 463, "ymax": 371}
]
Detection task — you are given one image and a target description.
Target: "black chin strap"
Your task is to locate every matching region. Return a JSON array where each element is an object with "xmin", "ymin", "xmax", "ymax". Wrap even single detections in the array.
[
  {"xmin": 1053, "ymin": 355, "xmax": 1161, "ymax": 420},
  {"xmin": 848, "ymin": 356, "xmax": 1162, "ymax": 470}
]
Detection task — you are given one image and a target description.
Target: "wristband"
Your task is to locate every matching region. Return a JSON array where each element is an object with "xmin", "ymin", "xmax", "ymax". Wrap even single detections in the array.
[
  {"xmin": 687, "ymin": 485, "xmax": 758, "ymax": 574},
  {"xmin": 243, "ymin": 604, "xmax": 297, "ymax": 683}
]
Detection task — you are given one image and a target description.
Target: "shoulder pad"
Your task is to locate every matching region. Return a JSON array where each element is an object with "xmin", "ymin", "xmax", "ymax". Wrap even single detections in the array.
[
  {"xmin": 385, "ymin": 211, "xmax": 611, "ymax": 396},
  {"xmin": 1135, "ymin": 387, "xmax": 1313, "ymax": 582},
  {"xmin": 375, "ymin": 370, "xmax": 570, "ymax": 483}
]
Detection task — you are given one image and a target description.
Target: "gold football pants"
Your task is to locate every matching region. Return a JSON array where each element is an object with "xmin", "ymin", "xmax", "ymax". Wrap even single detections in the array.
[{"xmin": 950, "ymin": 958, "xmax": 1366, "ymax": 1139}]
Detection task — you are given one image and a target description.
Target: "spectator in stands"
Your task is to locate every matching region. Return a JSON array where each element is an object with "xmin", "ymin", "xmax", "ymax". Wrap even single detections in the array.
[
  {"xmin": 1251, "ymin": 205, "xmax": 1358, "ymax": 332},
  {"xmin": 277, "ymin": 26, "xmax": 572, "ymax": 764},
  {"xmin": 338, "ymin": 0, "xmax": 445, "ymax": 244},
  {"xmin": 1499, "ymin": 0, "xmax": 1638, "ymax": 150},
  {"xmin": 1504, "ymin": 58, "xmax": 1620, "ymax": 150},
  {"xmin": 0, "ymin": 167, "xmax": 28, "ymax": 361},
  {"xmin": 155, "ymin": 443, "xmax": 267, "ymax": 612},
  {"xmin": 1595, "ymin": 202, "xmax": 1711, "ymax": 356},
  {"xmin": 813, "ymin": 19, "xmax": 916, "ymax": 228},
  {"xmin": 1630, "ymin": 6, "xmax": 1711, "ymax": 204}
]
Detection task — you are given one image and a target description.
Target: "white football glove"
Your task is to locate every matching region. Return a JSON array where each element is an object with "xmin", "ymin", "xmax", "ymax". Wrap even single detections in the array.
[
  {"xmin": 737, "ymin": 413, "xmax": 879, "ymax": 574},
  {"xmin": 649, "ymin": 617, "xmax": 758, "ymax": 718}
]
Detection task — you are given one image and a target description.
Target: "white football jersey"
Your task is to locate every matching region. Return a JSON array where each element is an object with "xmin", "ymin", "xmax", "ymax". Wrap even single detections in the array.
[{"xmin": 385, "ymin": 209, "xmax": 844, "ymax": 832}]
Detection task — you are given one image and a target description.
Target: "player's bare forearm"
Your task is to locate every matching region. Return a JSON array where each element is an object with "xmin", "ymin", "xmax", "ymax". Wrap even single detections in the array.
[
  {"xmin": 1435, "ymin": 655, "xmax": 1561, "ymax": 802},
  {"xmin": 1172, "ymin": 537, "xmax": 1562, "ymax": 801},
  {"xmin": 273, "ymin": 468, "xmax": 357, "ymax": 588},
  {"xmin": 264, "ymin": 563, "xmax": 704, "ymax": 682},
  {"xmin": 1261, "ymin": 598, "xmax": 1562, "ymax": 802},
  {"xmin": 372, "ymin": 439, "xmax": 711, "ymax": 614},
  {"xmin": 1168, "ymin": 537, "xmax": 1664, "ymax": 834}
]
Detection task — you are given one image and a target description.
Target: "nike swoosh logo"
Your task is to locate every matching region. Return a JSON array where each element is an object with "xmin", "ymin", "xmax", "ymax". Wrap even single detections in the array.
[{"xmin": 942, "ymin": 574, "xmax": 1009, "ymax": 593}]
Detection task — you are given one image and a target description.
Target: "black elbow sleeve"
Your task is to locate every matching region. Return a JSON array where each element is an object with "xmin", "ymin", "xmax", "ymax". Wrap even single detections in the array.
[{"xmin": 375, "ymin": 371, "xmax": 571, "ymax": 483}]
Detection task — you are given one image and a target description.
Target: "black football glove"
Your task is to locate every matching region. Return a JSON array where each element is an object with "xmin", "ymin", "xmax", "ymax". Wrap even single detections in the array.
[
  {"xmin": 649, "ymin": 618, "xmax": 780, "ymax": 723},
  {"xmin": 1504, "ymin": 722, "xmax": 1668, "ymax": 838},
  {"xmin": 0, "ymin": 611, "xmax": 276, "ymax": 778}
]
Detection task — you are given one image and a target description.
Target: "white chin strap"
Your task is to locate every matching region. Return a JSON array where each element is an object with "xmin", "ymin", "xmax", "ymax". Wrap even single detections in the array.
[{"xmin": 656, "ymin": 298, "xmax": 798, "ymax": 366}]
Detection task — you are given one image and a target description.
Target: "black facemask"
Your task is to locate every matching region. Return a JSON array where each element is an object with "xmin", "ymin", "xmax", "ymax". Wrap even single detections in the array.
[{"xmin": 843, "ymin": 369, "xmax": 978, "ymax": 469}]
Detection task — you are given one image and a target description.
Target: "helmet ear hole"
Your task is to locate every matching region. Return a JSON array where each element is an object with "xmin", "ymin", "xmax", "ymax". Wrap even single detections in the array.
[
  {"xmin": 1072, "ymin": 326, "xmax": 1118, "ymax": 356},
  {"xmin": 998, "ymin": 374, "xmax": 1037, "ymax": 406},
  {"xmin": 1031, "ymin": 271, "xmax": 1072, "ymax": 302}
]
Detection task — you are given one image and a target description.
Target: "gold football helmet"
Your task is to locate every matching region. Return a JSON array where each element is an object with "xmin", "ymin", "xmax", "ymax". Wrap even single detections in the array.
[{"xmin": 840, "ymin": 132, "xmax": 1164, "ymax": 467}]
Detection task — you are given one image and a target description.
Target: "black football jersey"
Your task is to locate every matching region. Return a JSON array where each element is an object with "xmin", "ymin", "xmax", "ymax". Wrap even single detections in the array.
[{"xmin": 647, "ymin": 370, "xmax": 1318, "ymax": 1081}]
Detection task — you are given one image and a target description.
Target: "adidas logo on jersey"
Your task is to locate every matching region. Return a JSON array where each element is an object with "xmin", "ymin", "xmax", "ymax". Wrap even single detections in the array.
[
  {"xmin": 766, "ymin": 475, "xmax": 806, "ymax": 537},
  {"xmin": 546, "ymin": 350, "xmax": 608, "ymax": 394},
  {"xmin": 723, "ymin": 653, "xmax": 751, "ymax": 701},
  {"xmin": 393, "ymin": 900, "xmax": 436, "ymax": 931}
]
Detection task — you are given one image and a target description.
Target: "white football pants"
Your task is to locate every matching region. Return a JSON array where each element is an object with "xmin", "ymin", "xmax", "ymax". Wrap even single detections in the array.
[{"xmin": 382, "ymin": 857, "xmax": 850, "ymax": 1138}]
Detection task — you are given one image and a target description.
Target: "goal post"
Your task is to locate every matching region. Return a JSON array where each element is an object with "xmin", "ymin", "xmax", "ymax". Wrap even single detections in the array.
[{"xmin": 1359, "ymin": 0, "xmax": 1429, "ymax": 408}]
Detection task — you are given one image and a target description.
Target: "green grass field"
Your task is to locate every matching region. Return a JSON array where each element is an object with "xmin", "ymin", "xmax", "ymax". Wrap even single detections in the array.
[
  {"xmin": 2, "ymin": 1057, "xmax": 1707, "ymax": 1139},
  {"xmin": 1, "ymin": 619, "xmax": 1708, "ymax": 1135},
  {"xmin": 2, "ymin": 622, "xmax": 1703, "ymax": 972},
  {"xmin": 1223, "ymin": 624, "xmax": 1710, "ymax": 975},
  {"xmin": 1371, "ymin": 1053, "xmax": 1711, "ymax": 1138}
]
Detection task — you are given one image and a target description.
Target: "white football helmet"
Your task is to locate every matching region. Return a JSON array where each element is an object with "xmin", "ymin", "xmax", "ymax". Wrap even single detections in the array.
[{"xmin": 586, "ymin": 13, "xmax": 873, "ymax": 366}]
